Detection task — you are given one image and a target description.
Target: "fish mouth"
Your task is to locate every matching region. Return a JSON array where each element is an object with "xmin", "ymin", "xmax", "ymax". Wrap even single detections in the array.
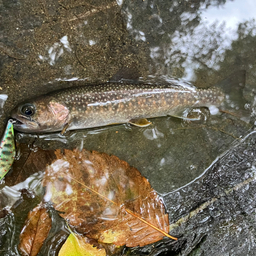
[
  {"xmin": 10, "ymin": 118, "xmax": 23, "ymax": 125},
  {"xmin": 10, "ymin": 114, "xmax": 39, "ymax": 133}
]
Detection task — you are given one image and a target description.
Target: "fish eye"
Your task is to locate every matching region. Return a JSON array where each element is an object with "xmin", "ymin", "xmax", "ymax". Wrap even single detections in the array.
[{"xmin": 20, "ymin": 104, "xmax": 36, "ymax": 117}]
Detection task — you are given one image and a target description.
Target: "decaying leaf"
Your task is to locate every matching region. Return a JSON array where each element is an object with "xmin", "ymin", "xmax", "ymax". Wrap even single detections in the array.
[
  {"xmin": 43, "ymin": 149, "xmax": 171, "ymax": 247},
  {"xmin": 19, "ymin": 202, "xmax": 52, "ymax": 256},
  {"xmin": 59, "ymin": 232, "xmax": 106, "ymax": 256}
]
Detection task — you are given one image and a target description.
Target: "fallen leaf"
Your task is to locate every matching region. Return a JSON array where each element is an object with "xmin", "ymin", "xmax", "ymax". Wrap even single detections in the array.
[
  {"xmin": 43, "ymin": 149, "xmax": 171, "ymax": 247},
  {"xmin": 5, "ymin": 144, "xmax": 56, "ymax": 186},
  {"xmin": 59, "ymin": 232, "xmax": 106, "ymax": 256},
  {"xmin": 19, "ymin": 202, "xmax": 52, "ymax": 256}
]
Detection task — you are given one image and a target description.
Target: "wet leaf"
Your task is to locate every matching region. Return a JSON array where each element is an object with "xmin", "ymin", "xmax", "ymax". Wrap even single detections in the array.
[
  {"xmin": 59, "ymin": 232, "xmax": 106, "ymax": 256},
  {"xmin": 5, "ymin": 144, "xmax": 56, "ymax": 186},
  {"xmin": 19, "ymin": 203, "xmax": 52, "ymax": 256},
  {"xmin": 43, "ymin": 149, "xmax": 170, "ymax": 247}
]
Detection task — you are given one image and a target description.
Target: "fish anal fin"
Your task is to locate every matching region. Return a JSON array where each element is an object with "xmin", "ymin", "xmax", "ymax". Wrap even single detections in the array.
[
  {"xmin": 169, "ymin": 107, "xmax": 210, "ymax": 122},
  {"xmin": 129, "ymin": 118, "xmax": 152, "ymax": 127},
  {"xmin": 170, "ymin": 115, "xmax": 201, "ymax": 121}
]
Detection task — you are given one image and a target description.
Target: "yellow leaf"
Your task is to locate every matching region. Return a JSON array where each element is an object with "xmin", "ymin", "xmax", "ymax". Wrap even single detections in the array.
[
  {"xmin": 58, "ymin": 232, "xmax": 106, "ymax": 256},
  {"xmin": 100, "ymin": 229, "xmax": 125, "ymax": 244}
]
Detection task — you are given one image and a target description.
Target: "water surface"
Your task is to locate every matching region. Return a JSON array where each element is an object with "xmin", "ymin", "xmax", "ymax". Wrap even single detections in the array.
[{"xmin": 0, "ymin": 0, "xmax": 256, "ymax": 255}]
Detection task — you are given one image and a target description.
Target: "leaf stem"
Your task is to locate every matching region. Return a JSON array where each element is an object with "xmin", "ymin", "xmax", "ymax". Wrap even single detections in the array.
[{"xmin": 66, "ymin": 174, "xmax": 177, "ymax": 241}]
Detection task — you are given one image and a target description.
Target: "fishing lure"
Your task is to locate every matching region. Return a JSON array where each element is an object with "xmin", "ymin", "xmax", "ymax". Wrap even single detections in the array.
[{"xmin": 0, "ymin": 120, "xmax": 16, "ymax": 180}]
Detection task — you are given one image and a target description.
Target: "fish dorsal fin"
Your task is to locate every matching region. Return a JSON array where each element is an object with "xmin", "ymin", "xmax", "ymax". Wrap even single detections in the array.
[{"xmin": 129, "ymin": 118, "xmax": 152, "ymax": 127}]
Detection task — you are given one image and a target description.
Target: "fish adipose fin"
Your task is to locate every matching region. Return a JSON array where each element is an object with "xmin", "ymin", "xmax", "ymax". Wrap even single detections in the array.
[{"xmin": 129, "ymin": 118, "xmax": 152, "ymax": 127}]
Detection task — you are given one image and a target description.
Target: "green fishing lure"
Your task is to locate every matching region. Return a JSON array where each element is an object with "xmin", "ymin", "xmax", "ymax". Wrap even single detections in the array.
[{"xmin": 0, "ymin": 120, "xmax": 16, "ymax": 180}]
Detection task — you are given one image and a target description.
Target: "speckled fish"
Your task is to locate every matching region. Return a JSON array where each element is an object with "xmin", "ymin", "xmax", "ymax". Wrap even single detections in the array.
[
  {"xmin": 0, "ymin": 120, "xmax": 16, "ymax": 180},
  {"xmin": 11, "ymin": 82, "xmax": 225, "ymax": 133}
]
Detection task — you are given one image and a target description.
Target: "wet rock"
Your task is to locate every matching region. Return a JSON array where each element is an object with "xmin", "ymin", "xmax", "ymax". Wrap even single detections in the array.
[{"xmin": 160, "ymin": 130, "xmax": 256, "ymax": 255}]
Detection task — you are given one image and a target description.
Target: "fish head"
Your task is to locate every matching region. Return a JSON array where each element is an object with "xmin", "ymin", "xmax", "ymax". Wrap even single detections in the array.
[{"xmin": 11, "ymin": 97, "xmax": 70, "ymax": 133}]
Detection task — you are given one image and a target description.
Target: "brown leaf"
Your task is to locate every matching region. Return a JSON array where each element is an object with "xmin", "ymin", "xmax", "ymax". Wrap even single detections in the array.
[
  {"xmin": 19, "ymin": 202, "xmax": 52, "ymax": 256},
  {"xmin": 5, "ymin": 143, "xmax": 56, "ymax": 186},
  {"xmin": 42, "ymin": 149, "xmax": 170, "ymax": 247}
]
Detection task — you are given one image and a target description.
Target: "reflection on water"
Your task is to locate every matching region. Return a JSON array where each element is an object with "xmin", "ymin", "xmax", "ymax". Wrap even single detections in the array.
[
  {"xmin": 0, "ymin": 0, "xmax": 255, "ymax": 254},
  {"xmin": 1, "ymin": 172, "xmax": 43, "ymax": 209}
]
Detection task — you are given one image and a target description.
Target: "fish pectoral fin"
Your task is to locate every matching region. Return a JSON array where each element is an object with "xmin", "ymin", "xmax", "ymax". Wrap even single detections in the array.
[
  {"xmin": 61, "ymin": 122, "xmax": 70, "ymax": 135},
  {"xmin": 129, "ymin": 118, "xmax": 152, "ymax": 127}
]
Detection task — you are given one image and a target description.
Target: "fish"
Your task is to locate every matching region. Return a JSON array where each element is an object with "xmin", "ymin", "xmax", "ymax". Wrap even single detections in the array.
[
  {"xmin": 10, "ymin": 81, "xmax": 225, "ymax": 133},
  {"xmin": 0, "ymin": 120, "xmax": 16, "ymax": 180}
]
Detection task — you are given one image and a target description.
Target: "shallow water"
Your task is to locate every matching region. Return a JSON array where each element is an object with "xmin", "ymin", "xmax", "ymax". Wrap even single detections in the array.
[{"xmin": 0, "ymin": 0, "xmax": 256, "ymax": 255}]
